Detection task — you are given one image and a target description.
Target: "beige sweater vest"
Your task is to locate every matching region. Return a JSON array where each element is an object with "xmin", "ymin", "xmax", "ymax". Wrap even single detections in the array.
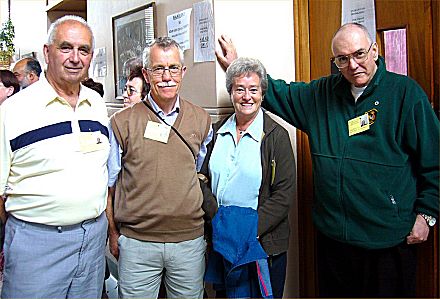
[{"xmin": 111, "ymin": 98, "xmax": 211, "ymax": 242}]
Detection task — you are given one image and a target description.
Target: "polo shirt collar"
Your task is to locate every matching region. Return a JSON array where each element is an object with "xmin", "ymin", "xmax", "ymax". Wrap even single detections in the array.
[{"xmin": 40, "ymin": 75, "xmax": 92, "ymax": 108}]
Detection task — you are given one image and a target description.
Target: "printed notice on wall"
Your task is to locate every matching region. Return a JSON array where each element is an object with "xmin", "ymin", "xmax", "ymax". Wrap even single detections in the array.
[
  {"xmin": 167, "ymin": 8, "xmax": 192, "ymax": 51},
  {"xmin": 193, "ymin": 1, "xmax": 215, "ymax": 63},
  {"xmin": 342, "ymin": 0, "xmax": 376, "ymax": 42}
]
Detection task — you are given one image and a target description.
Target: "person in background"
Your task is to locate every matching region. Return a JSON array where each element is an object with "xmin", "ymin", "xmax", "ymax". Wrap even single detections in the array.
[
  {"xmin": 200, "ymin": 57, "xmax": 295, "ymax": 298},
  {"xmin": 12, "ymin": 57, "xmax": 42, "ymax": 89},
  {"xmin": 216, "ymin": 22, "xmax": 439, "ymax": 297},
  {"xmin": 0, "ymin": 70, "xmax": 19, "ymax": 105},
  {"xmin": 82, "ymin": 77, "xmax": 104, "ymax": 97},
  {"xmin": 122, "ymin": 65, "xmax": 148, "ymax": 107},
  {"xmin": 106, "ymin": 37, "xmax": 212, "ymax": 298},
  {"xmin": 0, "ymin": 15, "xmax": 110, "ymax": 298}
]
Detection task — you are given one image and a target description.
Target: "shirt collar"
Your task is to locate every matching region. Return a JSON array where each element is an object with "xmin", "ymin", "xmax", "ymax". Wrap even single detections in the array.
[
  {"xmin": 41, "ymin": 75, "xmax": 92, "ymax": 108},
  {"xmin": 218, "ymin": 108, "xmax": 264, "ymax": 142},
  {"xmin": 147, "ymin": 93, "xmax": 180, "ymax": 116}
]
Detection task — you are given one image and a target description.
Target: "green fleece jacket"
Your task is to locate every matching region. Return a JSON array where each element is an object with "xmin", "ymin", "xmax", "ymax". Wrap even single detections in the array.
[{"xmin": 263, "ymin": 56, "xmax": 439, "ymax": 249}]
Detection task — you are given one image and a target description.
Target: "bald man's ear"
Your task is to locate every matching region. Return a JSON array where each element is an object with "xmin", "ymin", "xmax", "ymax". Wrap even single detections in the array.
[
  {"xmin": 28, "ymin": 72, "xmax": 38, "ymax": 83},
  {"xmin": 372, "ymin": 42, "xmax": 379, "ymax": 61}
]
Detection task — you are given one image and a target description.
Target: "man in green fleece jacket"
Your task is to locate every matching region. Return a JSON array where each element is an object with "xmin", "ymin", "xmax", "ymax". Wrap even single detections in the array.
[{"xmin": 216, "ymin": 23, "xmax": 439, "ymax": 297}]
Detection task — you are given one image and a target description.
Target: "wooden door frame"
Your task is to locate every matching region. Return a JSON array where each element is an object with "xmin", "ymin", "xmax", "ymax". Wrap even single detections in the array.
[{"xmin": 293, "ymin": 0, "xmax": 317, "ymax": 296}]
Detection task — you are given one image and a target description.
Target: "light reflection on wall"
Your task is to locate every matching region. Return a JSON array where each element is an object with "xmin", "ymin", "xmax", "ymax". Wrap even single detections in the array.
[{"xmin": 384, "ymin": 28, "xmax": 408, "ymax": 75}]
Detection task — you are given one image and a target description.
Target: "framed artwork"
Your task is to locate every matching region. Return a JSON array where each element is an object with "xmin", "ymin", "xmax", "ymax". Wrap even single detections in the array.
[{"xmin": 112, "ymin": 2, "xmax": 156, "ymax": 97}]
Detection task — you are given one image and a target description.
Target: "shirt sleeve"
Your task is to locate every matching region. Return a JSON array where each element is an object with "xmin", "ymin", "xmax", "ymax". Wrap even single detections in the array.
[
  {"xmin": 196, "ymin": 124, "xmax": 213, "ymax": 172},
  {"xmin": 0, "ymin": 106, "xmax": 11, "ymax": 195},
  {"xmin": 107, "ymin": 122, "xmax": 122, "ymax": 187}
]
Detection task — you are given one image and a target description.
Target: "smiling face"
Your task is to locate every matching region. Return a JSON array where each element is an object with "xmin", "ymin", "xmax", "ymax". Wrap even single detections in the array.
[
  {"xmin": 144, "ymin": 45, "xmax": 186, "ymax": 107},
  {"xmin": 44, "ymin": 21, "xmax": 93, "ymax": 88},
  {"xmin": 231, "ymin": 72, "xmax": 263, "ymax": 122},
  {"xmin": 332, "ymin": 25, "xmax": 378, "ymax": 87}
]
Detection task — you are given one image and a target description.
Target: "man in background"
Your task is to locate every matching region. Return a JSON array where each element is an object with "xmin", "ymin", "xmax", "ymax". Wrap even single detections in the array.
[
  {"xmin": 12, "ymin": 57, "xmax": 42, "ymax": 89},
  {"xmin": 216, "ymin": 23, "xmax": 439, "ymax": 297},
  {"xmin": 0, "ymin": 15, "xmax": 109, "ymax": 298}
]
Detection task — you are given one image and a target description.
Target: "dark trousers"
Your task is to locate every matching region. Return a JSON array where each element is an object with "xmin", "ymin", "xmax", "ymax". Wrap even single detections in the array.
[
  {"xmin": 317, "ymin": 232, "xmax": 417, "ymax": 298},
  {"xmin": 216, "ymin": 252, "xmax": 287, "ymax": 298}
]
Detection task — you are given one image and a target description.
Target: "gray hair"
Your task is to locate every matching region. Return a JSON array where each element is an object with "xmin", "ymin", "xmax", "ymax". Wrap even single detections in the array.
[
  {"xmin": 47, "ymin": 15, "xmax": 95, "ymax": 50},
  {"xmin": 142, "ymin": 37, "xmax": 184, "ymax": 69},
  {"xmin": 225, "ymin": 57, "xmax": 268, "ymax": 95}
]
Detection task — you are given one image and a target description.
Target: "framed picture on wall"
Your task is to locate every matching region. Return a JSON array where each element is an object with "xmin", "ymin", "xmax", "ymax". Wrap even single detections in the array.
[{"xmin": 112, "ymin": 2, "xmax": 156, "ymax": 98}]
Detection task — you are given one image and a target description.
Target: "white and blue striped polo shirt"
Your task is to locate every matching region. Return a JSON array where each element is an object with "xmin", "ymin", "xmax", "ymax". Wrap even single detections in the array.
[{"xmin": 0, "ymin": 76, "xmax": 110, "ymax": 225}]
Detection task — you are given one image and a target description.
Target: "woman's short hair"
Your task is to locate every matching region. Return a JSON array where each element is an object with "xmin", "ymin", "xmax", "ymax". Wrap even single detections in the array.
[{"xmin": 225, "ymin": 57, "xmax": 267, "ymax": 95}]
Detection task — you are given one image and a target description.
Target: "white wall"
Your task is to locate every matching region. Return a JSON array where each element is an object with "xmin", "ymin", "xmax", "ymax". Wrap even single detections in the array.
[
  {"xmin": 214, "ymin": 0, "xmax": 295, "ymax": 106},
  {"xmin": 0, "ymin": 0, "xmax": 47, "ymax": 67}
]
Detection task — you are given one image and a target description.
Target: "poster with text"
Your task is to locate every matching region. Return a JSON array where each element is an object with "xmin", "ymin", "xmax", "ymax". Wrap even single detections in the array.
[
  {"xmin": 193, "ymin": 1, "xmax": 215, "ymax": 62},
  {"xmin": 167, "ymin": 8, "xmax": 192, "ymax": 51},
  {"xmin": 342, "ymin": 0, "xmax": 376, "ymax": 42}
]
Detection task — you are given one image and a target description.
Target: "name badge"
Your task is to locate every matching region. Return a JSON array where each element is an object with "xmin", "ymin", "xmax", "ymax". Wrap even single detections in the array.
[
  {"xmin": 348, "ymin": 113, "xmax": 370, "ymax": 136},
  {"xmin": 79, "ymin": 131, "xmax": 106, "ymax": 153},
  {"xmin": 144, "ymin": 121, "xmax": 171, "ymax": 143}
]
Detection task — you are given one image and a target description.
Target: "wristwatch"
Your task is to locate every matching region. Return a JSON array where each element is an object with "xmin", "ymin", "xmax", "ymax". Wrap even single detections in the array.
[{"xmin": 419, "ymin": 213, "xmax": 437, "ymax": 227}]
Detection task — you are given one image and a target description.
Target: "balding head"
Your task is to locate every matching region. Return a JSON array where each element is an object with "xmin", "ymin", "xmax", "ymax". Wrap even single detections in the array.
[{"xmin": 331, "ymin": 23, "xmax": 378, "ymax": 87}]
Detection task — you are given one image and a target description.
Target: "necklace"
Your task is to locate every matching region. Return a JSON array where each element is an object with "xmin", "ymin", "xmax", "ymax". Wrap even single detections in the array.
[{"xmin": 239, "ymin": 129, "xmax": 245, "ymax": 135}]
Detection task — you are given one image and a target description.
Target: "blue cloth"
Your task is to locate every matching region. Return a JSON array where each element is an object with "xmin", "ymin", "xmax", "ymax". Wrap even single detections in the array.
[
  {"xmin": 107, "ymin": 93, "xmax": 213, "ymax": 186},
  {"xmin": 208, "ymin": 109, "xmax": 263, "ymax": 209},
  {"xmin": 205, "ymin": 205, "xmax": 273, "ymax": 298}
]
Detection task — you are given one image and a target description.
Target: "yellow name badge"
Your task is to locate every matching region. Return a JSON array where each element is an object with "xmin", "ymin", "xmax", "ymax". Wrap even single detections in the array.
[
  {"xmin": 79, "ymin": 131, "xmax": 106, "ymax": 153},
  {"xmin": 144, "ymin": 120, "xmax": 171, "ymax": 143},
  {"xmin": 348, "ymin": 113, "xmax": 370, "ymax": 136}
]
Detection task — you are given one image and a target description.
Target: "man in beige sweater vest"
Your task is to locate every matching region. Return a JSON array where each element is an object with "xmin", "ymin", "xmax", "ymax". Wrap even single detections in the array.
[{"xmin": 106, "ymin": 37, "xmax": 212, "ymax": 298}]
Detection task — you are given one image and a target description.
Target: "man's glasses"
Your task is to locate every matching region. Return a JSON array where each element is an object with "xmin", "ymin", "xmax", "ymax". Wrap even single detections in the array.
[
  {"xmin": 123, "ymin": 85, "xmax": 139, "ymax": 96},
  {"xmin": 331, "ymin": 43, "xmax": 374, "ymax": 69},
  {"xmin": 146, "ymin": 65, "xmax": 182, "ymax": 77}
]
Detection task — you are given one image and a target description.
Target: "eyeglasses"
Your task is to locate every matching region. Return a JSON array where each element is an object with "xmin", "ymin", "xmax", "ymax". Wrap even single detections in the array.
[
  {"xmin": 331, "ymin": 43, "xmax": 374, "ymax": 69},
  {"xmin": 146, "ymin": 65, "xmax": 182, "ymax": 77},
  {"xmin": 123, "ymin": 85, "xmax": 139, "ymax": 96}
]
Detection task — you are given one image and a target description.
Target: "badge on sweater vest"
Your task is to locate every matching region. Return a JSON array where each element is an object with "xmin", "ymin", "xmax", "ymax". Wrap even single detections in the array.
[{"xmin": 144, "ymin": 120, "xmax": 171, "ymax": 143}]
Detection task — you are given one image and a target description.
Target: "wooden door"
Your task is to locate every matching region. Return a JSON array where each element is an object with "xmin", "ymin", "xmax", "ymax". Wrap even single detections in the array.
[{"xmin": 294, "ymin": 0, "xmax": 439, "ymax": 297}]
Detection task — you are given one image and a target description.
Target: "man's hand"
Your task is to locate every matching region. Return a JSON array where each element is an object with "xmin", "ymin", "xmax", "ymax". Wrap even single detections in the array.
[
  {"xmin": 108, "ymin": 229, "xmax": 120, "ymax": 260},
  {"xmin": 215, "ymin": 34, "xmax": 238, "ymax": 71},
  {"xmin": 406, "ymin": 214, "xmax": 430, "ymax": 244}
]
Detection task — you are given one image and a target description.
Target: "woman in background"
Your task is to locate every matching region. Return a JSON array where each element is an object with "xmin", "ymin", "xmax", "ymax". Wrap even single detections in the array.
[{"xmin": 0, "ymin": 70, "xmax": 19, "ymax": 105}]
